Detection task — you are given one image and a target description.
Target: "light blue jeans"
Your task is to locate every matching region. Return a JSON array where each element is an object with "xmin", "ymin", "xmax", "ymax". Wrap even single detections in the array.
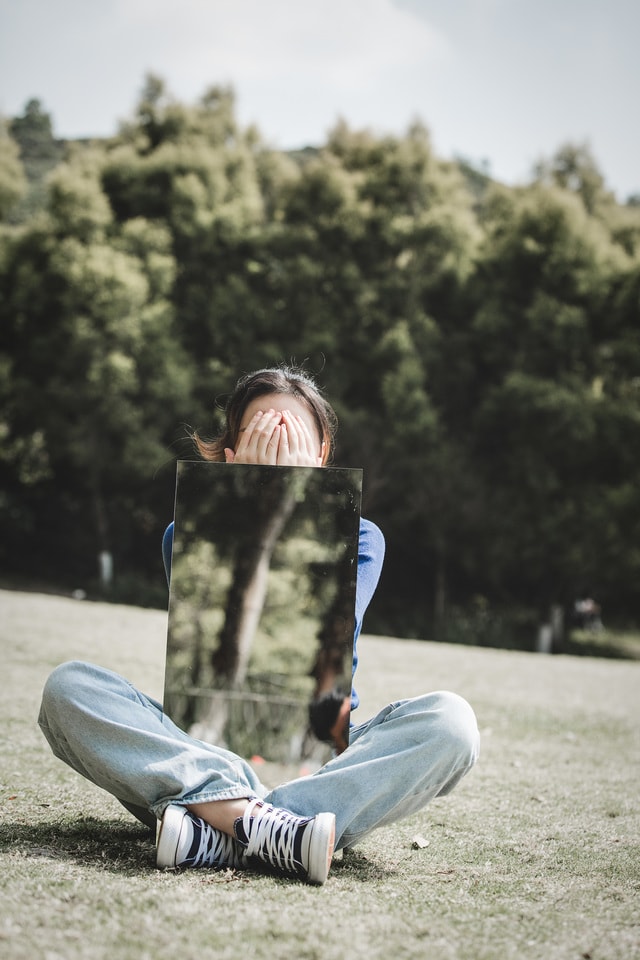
[{"xmin": 38, "ymin": 661, "xmax": 480, "ymax": 850}]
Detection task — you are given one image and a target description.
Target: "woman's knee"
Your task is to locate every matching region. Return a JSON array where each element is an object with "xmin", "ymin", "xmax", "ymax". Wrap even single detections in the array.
[
  {"xmin": 40, "ymin": 660, "xmax": 97, "ymax": 725},
  {"xmin": 404, "ymin": 690, "xmax": 480, "ymax": 769},
  {"xmin": 432, "ymin": 690, "xmax": 480, "ymax": 767},
  {"xmin": 42, "ymin": 659, "xmax": 90, "ymax": 697}
]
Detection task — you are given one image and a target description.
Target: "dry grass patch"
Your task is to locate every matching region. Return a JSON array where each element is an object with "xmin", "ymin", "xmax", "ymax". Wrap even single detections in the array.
[{"xmin": 1, "ymin": 588, "xmax": 639, "ymax": 960}]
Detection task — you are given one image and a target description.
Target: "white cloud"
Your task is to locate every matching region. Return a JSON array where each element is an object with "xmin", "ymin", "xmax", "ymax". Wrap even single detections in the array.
[
  {"xmin": 112, "ymin": 0, "xmax": 449, "ymax": 89},
  {"xmin": 100, "ymin": 0, "xmax": 452, "ymax": 147}
]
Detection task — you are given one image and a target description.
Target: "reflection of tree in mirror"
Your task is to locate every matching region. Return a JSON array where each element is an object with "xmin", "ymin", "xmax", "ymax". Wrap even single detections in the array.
[
  {"xmin": 165, "ymin": 464, "xmax": 360, "ymax": 763},
  {"xmin": 213, "ymin": 467, "xmax": 307, "ymax": 685},
  {"xmin": 164, "ymin": 538, "xmax": 230, "ymax": 729}
]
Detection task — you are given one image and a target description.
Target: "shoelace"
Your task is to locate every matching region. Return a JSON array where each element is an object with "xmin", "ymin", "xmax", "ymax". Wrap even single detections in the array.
[
  {"xmin": 188, "ymin": 816, "xmax": 237, "ymax": 868},
  {"xmin": 240, "ymin": 799, "xmax": 305, "ymax": 875}
]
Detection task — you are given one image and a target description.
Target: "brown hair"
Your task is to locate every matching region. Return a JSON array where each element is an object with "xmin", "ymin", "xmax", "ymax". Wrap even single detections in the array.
[{"xmin": 193, "ymin": 366, "xmax": 337, "ymax": 464}]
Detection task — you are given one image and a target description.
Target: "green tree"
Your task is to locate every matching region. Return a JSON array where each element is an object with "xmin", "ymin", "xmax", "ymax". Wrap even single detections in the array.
[
  {"xmin": 8, "ymin": 99, "xmax": 65, "ymax": 220},
  {"xmin": 0, "ymin": 122, "xmax": 27, "ymax": 220},
  {"xmin": 10, "ymin": 98, "xmax": 63, "ymax": 183},
  {"xmin": 3, "ymin": 77, "xmax": 640, "ymax": 637},
  {"xmin": 464, "ymin": 179, "xmax": 640, "ymax": 623},
  {"xmin": 0, "ymin": 142, "xmax": 192, "ymax": 592},
  {"xmin": 533, "ymin": 142, "xmax": 610, "ymax": 215},
  {"xmin": 100, "ymin": 76, "xmax": 270, "ymax": 416}
]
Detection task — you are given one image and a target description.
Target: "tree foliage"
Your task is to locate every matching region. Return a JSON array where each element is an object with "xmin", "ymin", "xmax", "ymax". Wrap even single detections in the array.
[
  {"xmin": 0, "ymin": 122, "xmax": 27, "ymax": 220},
  {"xmin": 1, "ymin": 81, "xmax": 639, "ymax": 641}
]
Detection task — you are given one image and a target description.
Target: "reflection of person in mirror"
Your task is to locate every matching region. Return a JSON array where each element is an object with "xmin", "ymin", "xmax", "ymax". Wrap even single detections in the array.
[
  {"xmin": 39, "ymin": 366, "xmax": 479, "ymax": 886},
  {"xmin": 308, "ymin": 688, "xmax": 352, "ymax": 753}
]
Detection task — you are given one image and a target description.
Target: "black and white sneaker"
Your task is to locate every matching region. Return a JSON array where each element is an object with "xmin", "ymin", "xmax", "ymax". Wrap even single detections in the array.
[
  {"xmin": 234, "ymin": 798, "xmax": 335, "ymax": 885},
  {"xmin": 156, "ymin": 804, "xmax": 243, "ymax": 870}
]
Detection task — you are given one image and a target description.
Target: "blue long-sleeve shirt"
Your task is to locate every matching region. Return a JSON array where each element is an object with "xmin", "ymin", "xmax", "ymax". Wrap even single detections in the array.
[{"xmin": 162, "ymin": 517, "xmax": 385, "ymax": 710}]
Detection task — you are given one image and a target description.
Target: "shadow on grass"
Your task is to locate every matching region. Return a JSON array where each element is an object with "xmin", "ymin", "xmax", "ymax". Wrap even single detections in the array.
[
  {"xmin": 331, "ymin": 847, "xmax": 397, "ymax": 881},
  {"xmin": 0, "ymin": 816, "xmax": 156, "ymax": 874},
  {"xmin": 1, "ymin": 817, "xmax": 397, "ymax": 885}
]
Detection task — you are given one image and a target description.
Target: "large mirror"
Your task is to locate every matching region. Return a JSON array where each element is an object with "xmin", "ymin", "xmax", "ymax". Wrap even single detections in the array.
[{"xmin": 164, "ymin": 462, "xmax": 362, "ymax": 777}]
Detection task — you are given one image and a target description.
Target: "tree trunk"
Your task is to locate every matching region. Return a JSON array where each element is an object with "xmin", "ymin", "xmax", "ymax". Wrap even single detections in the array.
[
  {"xmin": 310, "ymin": 547, "xmax": 355, "ymax": 697},
  {"xmin": 213, "ymin": 479, "xmax": 299, "ymax": 685},
  {"xmin": 194, "ymin": 472, "xmax": 306, "ymax": 744}
]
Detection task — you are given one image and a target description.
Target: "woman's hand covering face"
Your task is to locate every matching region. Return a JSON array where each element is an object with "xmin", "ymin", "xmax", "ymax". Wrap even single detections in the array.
[{"xmin": 225, "ymin": 408, "xmax": 323, "ymax": 467}]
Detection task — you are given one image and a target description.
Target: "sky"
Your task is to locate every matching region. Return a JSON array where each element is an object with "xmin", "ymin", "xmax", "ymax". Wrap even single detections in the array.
[{"xmin": 0, "ymin": 0, "xmax": 638, "ymax": 201}]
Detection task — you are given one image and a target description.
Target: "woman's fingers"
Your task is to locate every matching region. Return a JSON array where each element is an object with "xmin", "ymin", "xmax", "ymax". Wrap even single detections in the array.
[
  {"xmin": 233, "ymin": 409, "xmax": 281, "ymax": 463},
  {"xmin": 279, "ymin": 411, "xmax": 322, "ymax": 466},
  {"xmin": 230, "ymin": 409, "xmax": 322, "ymax": 466},
  {"xmin": 291, "ymin": 412, "xmax": 319, "ymax": 461},
  {"xmin": 263, "ymin": 422, "xmax": 281, "ymax": 464},
  {"xmin": 281, "ymin": 412, "xmax": 300, "ymax": 461}
]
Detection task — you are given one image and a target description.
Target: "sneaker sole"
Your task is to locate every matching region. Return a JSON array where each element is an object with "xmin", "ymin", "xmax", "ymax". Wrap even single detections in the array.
[
  {"xmin": 306, "ymin": 812, "xmax": 336, "ymax": 885},
  {"xmin": 156, "ymin": 804, "xmax": 187, "ymax": 869}
]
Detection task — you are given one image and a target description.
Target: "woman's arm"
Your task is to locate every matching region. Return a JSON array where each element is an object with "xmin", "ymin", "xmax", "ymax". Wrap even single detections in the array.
[
  {"xmin": 351, "ymin": 518, "xmax": 386, "ymax": 708},
  {"xmin": 162, "ymin": 522, "xmax": 174, "ymax": 586}
]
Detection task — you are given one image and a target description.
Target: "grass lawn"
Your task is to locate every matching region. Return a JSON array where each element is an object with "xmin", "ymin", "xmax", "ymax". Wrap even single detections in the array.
[{"xmin": 1, "ymin": 587, "xmax": 638, "ymax": 960}]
